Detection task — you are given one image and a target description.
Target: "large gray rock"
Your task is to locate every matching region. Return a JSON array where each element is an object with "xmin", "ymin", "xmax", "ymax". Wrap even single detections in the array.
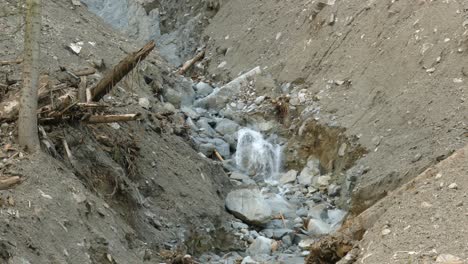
[
  {"xmin": 223, "ymin": 133, "xmax": 238, "ymax": 150},
  {"xmin": 230, "ymin": 172, "xmax": 256, "ymax": 186},
  {"xmin": 225, "ymin": 189, "xmax": 272, "ymax": 226},
  {"xmin": 298, "ymin": 158, "xmax": 321, "ymax": 186},
  {"xmin": 196, "ymin": 118, "xmax": 218, "ymax": 137},
  {"xmin": 246, "ymin": 236, "xmax": 273, "ymax": 256},
  {"xmin": 181, "ymin": 106, "xmax": 200, "ymax": 120},
  {"xmin": 194, "ymin": 66, "xmax": 261, "ymax": 110},
  {"xmin": 162, "ymin": 78, "xmax": 195, "ymax": 107},
  {"xmin": 81, "ymin": 0, "xmax": 161, "ymax": 41},
  {"xmin": 307, "ymin": 218, "xmax": 331, "ymax": 235},
  {"xmin": 279, "ymin": 170, "xmax": 298, "ymax": 184},
  {"xmin": 195, "ymin": 82, "xmax": 214, "ymax": 98},
  {"xmin": 241, "ymin": 256, "xmax": 259, "ymax": 264},
  {"xmin": 264, "ymin": 193, "xmax": 296, "ymax": 218},
  {"xmin": 215, "ymin": 118, "xmax": 240, "ymax": 136},
  {"xmin": 194, "ymin": 137, "xmax": 230, "ymax": 158},
  {"xmin": 163, "ymin": 88, "xmax": 183, "ymax": 107}
]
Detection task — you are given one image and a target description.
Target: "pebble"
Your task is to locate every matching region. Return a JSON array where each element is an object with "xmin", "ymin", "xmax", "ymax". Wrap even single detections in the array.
[
  {"xmin": 138, "ymin": 97, "xmax": 151, "ymax": 109},
  {"xmin": 381, "ymin": 229, "xmax": 391, "ymax": 236},
  {"xmin": 421, "ymin": 202, "xmax": 432, "ymax": 208},
  {"xmin": 448, "ymin": 183, "xmax": 458, "ymax": 190},
  {"xmin": 412, "ymin": 153, "xmax": 422, "ymax": 162},
  {"xmin": 436, "ymin": 254, "xmax": 463, "ymax": 264}
]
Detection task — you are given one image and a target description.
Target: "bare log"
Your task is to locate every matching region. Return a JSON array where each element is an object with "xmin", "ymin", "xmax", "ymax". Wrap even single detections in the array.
[
  {"xmin": 0, "ymin": 59, "xmax": 22, "ymax": 66},
  {"xmin": 76, "ymin": 102, "xmax": 108, "ymax": 109},
  {"xmin": 86, "ymin": 88, "xmax": 92, "ymax": 103},
  {"xmin": 78, "ymin": 76, "xmax": 87, "ymax": 102},
  {"xmin": 83, "ymin": 113, "xmax": 141, "ymax": 124},
  {"xmin": 178, "ymin": 50, "xmax": 205, "ymax": 75},
  {"xmin": 91, "ymin": 41, "xmax": 155, "ymax": 101},
  {"xmin": 213, "ymin": 149, "xmax": 224, "ymax": 162},
  {"xmin": 0, "ymin": 176, "xmax": 22, "ymax": 190}
]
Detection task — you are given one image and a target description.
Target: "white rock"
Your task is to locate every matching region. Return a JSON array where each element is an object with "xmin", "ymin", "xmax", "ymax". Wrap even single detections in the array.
[
  {"xmin": 436, "ymin": 254, "xmax": 463, "ymax": 264},
  {"xmin": 298, "ymin": 238, "xmax": 315, "ymax": 249},
  {"xmin": 138, "ymin": 97, "xmax": 150, "ymax": 109},
  {"xmin": 307, "ymin": 218, "xmax": 331, "ymax": 235},
  {"xmin": 225, "ymin": 189, "xmax": 272, "ymax": 225},
  {"xmin": 338, "ymin": 143, "xmax": 347, "ymax": 156},
  {"xmin": 298, "ymin": 159, "xmax": 320, "ymax": 186},
  {"xmin": 279, "ymin": 170, "xmax": 298, "ymax": 184},
  {"xmin": 254, "ymin": 96, "xmax": 266, "ymax": 105},
  {"xmin": 381, "ymin": 229, "xmax": 391, "ymax": 236},
  {"xmin": 327, "ymin": 209, "xmax": 347, "ymax": 229},
  {"xmin": 448, "ymin": 183, "xmax": 458, "ymax": 189},
  {"xmin": 247, "ymin": 236, "xmax": 273, "ymax": 256},
  {"xmin": 241, "ymin": 256, "xmax": 259, "ymax": 264},
  {"xmin": 218, "ymin": 61, "xmax": 227, "ymax": 68},
  {"xmin": 275, "ymin": 32, "xmax": 282, "ymax": 40},
  {"xmin": 109, "ymin": 123, "xmax": 120, "ymax": 130}
]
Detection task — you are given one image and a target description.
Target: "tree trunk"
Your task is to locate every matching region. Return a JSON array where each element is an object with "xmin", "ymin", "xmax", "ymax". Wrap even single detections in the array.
[{"xmin": 18, "ymin": 0, "xmax": 41, "ymax": 152}]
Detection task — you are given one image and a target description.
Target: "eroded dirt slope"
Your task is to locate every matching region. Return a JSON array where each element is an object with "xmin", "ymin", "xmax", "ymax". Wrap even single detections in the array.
[
  {"xmin": 0, "ymin": 0, "xmax": 234, "ymax": 262},
  {"xmin": 203, "ymin": 0, "xmax": 467, "ymax": 213},
  {"xmin": 355, "ymin": 144, "xmax": 468, "ymax": 263}
]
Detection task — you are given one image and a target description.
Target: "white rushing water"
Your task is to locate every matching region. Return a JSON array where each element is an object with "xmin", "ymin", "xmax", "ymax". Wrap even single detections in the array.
[{"xmin": 235, "ymin": 128, "xmax": 282, "ymax": 183}]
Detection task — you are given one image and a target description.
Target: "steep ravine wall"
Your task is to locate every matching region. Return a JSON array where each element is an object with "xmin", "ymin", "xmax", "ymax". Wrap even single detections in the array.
[{"xmin": 82, "ymin": 0, "xmax": 222, "ymax": 66}]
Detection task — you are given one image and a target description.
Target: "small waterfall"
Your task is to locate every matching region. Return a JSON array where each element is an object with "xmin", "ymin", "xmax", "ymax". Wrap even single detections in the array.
[{"xmin": 235, "ymin": 128, "xmax": 282, "ymax": 182}]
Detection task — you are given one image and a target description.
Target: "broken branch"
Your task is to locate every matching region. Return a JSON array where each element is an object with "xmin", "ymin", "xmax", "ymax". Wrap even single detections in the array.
[
  {"xmin": 91, "ymin": 41, "xmax": 155, "ymax": 101},
  {"xmin": 83, "ymin": 113, "xmax": 141, "ymax": 124},
  {"xmin": 213, "ymin": 149, "xmax": 224, "ymax": 162},
  {"xmin": 78, "ymin": 76, "xmax": 87, "ymax": 102},
  {"xmin": 178, "ymin": 50, "xmax": 205, "ymax": 75},
  {"xmin": 0, "ymin": 176, "xmax": 22, "ymax": 190}
]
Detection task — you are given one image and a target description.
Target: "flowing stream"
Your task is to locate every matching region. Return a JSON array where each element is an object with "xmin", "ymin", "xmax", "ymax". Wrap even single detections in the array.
[{"xmin": 235, "ymin": 128, "xmax": 282, "ymax": 183}]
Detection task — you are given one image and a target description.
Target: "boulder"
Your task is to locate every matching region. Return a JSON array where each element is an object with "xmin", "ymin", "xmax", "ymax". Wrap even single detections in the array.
[
  {"xmin": 163, "ymin": 88, "xmax": 183, "ymax": 107},
  {"xmin": 225, "ymin": 189, "xmax": 272, "ymax": 226},
  {"xmin": 196, "ymin": 118, "xmax": 218, "ymax": 137},
  {"xmin": 315, "ymin": 175, "xmax": 331, "ymax": 188},
  {"xmin": 194, "ymin": 66, "xmax": 261, "ymax": 111},
  {"xmin": 230, "ymin": 172, "xmax": 256, "ymax": 186},
  {"xmin": 307, "ymin": 203, "xmax": 328, "ymax": 220},
  {"xmin": 162, "ymin": 102, "xmax": 176, "ymax": 113},
  {"xmin": 138, "ymin": 97, "xmax": 150, "ymax": 109},
  {"xmin": 215, "ymin": 118, "xmax": 240, "ymax": 136},
  {"xmin": 307, "ymin": 218, "xmax": 331, "ymax": 235},
  {"xmin": 247, "ymin": 236, "xmax": 273, "ymax": 256},
  {"xmin": 241, "ymin": 256, "xmax": 259, "ymax": 264},
  {"xmin": 192, "ymin": 137, "xmax": 230, "ymax": 158},
  {"xmin": 181, "ymin": 106, "xmax": 200, "ymax": 120},
  {"xmin": 279, "ymin": 170, "xmax": 298, "ymax": 184},
  {"xmin": 264, "ymin": 193, "xmax": 296, "ymax": 218},
  {"xmin": 298, "ymin": 158, "xmax": 320, "ymax": 186},
  {"xmin": 195, "ymin": 82, "xmax": 214, "ymax": 98}
]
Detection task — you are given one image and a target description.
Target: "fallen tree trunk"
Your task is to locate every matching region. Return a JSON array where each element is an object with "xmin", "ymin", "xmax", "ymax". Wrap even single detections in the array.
[
  {"xmin": 91, "ymin": 41, "xmax": 155, "ymax": 101},
  {"xmin": 178, "ymin": 50, "xmax": 205, "ymax": 75},
  {"xmin": 83, "ymin": 113, "xmax": 141, "ymax": 124},
  {"xmin": 0, "ymin": 176, "xmax": 22, "ymax": 190}
]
